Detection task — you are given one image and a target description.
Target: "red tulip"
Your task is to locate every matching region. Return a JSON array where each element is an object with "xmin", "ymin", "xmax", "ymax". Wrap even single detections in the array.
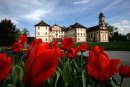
[
  {"xmin": 119, "ymin": 65, "xmax": 130, "ymax": 78},
  {"xmin": 86, "ymin": 46, "xmax": 120, "ymax": 83},
  {"xmin": 23, "ymin": 42, "xmax": 58, "ymax": 87},
  {"xmin": 24, "ymin": 38, "xmax": 43, "ymax": 59},
  {"xmin": 0, "ymin": 53, "xmax": 12, "ymax": 81},
  {"xmin": 61, "ymin": 38, "xmax": 74, "ymax": 51},
  {"xmin": 12, "ymin": 42, "xmax": 23, "ymax": 52},
  {"xmin": 89, "ymin": 45, "xmax": 104, "ymax": 56},
  {"xmin": 67, "ymin": 48, "xmax": 77, "ymax": 59},
  {"xmin": 75, "ymin": 46, "xmax": 80, "ymax": 53},
  {"xmin": 18, "ymin": 34, "xmax": 27, "ymax": 44},
  {"xmin": 28, "ymin": 38, "xmax": 43, "ymax": 51},
  {"xmin": 50, "ymin": 41, "xmax": 58, "ymax": 49},
  {"xmin": 79, "ymin": 43, "xmax": 88, "ymax": 52},
  {"xmin": 57, "ymin": 48, "xmax": 64, "ymax": 58}
]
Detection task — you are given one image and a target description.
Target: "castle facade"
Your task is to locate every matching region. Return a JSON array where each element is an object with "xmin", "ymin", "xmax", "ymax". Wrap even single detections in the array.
[{"xmin": 35, "ymin": 12, "xmax": 109, "ymax": 43}]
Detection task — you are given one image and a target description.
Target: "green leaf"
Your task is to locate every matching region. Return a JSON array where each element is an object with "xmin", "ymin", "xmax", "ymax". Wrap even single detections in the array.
[
  {"xmin": 55, "ymin": 71, "xmax": 60, "ymax": 87},
  {"xmin": 11, "ymin": 65, "xmax": 16, "ymax": 77},
  {"xmin": 63, "ymin": 59, "xmax": 71, "ymax": 85}
]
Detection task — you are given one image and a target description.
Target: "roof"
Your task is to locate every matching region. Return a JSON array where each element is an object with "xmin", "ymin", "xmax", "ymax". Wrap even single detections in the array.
[
  {"xmin": 70, "ymin": 22, "xmax": 86, "ymax": 28},
  {"xmin": 35, "ymin": 20, "xmax": 50, "ymax": 26},
  {"xmin": 62, "ymin": 27, "xmax": 69, "ymax": 31},
  {"xmin": 52, "ymin": 24, "xmax": 61, "ymax": 27},
  {"xmin": 87, "ymin": 25, "xmax": 99, "ymax": 32}
]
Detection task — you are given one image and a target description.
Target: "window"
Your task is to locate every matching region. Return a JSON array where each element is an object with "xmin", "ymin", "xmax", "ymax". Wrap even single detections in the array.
[
  {"xmin": 81, "ymin": 33, "xmax": 82, "ymax": 36},
  {"xmin": 84, "ymin": 33, "xmax": 85, "ymax": 36},
  {"xmin": 46, "ymin": 38, "xmax": 47, "ymax": 41},
  {"xmin": 91, "ymin": 33, "xmax": 92, "ymax": 38},
  {"xmin": 78, "ymin": 33, "xmax": 79, "ymax": 36},
  {"xmin": 59, "ymin": 35, "xmax": 60, "ymax": 37},
  {"xmin": 37, "ymin": 32, "xmax": 40, "ymax": 35},
  {"xmin": 45, "ymin": 32, "xmax": 47, "ymax": 35},
  {"xmin": 46, "ymin": 27, "xmax": 47, "ymax": 30}
]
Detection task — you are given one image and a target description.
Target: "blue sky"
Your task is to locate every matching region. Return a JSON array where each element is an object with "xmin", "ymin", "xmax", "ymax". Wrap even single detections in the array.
[{"xmin": 0, "ymin": 0, "xmax": 130, "ymax": 36}]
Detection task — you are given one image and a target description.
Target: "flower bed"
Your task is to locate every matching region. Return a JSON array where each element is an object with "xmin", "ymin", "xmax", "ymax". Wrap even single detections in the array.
[{"xmin": 0, "ymin": 35, "xmax": 130, "ymax": 87}]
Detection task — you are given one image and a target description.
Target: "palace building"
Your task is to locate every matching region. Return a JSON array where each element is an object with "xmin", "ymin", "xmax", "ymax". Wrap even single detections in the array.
[{"xmin": 34, "ymin": 12, "xmax": 109, "ymax": 43}]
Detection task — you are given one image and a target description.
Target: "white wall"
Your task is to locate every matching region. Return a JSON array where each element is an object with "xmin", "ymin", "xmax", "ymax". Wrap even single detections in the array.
[
  {"xmin": 35, "ymin": 26, "xmax": 49, "ymax": 42},
  {"xmin": 100, "ymin": 31, "xmax": 109, "ymax": 42},
  {"xmin": 76, "ymin": 28, "xmax": 86, "ymax": 42}
]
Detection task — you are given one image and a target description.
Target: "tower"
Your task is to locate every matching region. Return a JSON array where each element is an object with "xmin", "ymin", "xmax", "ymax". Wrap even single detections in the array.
[
  {"xmin": 35, "ymin": 20, "xmax": 50, "ymax": 42},
  {"xmin": 99, "ymin": 12, "xmax": 106, "ymax": 29}
]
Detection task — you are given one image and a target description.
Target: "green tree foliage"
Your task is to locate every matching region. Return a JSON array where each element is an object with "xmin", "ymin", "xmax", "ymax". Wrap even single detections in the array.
[
  {"xmin": 106, "ymin": 23, "xmax": 126, "ymax": 42},
  {"xmin": 106, "ymin": 23, "xmax": 118, "ymax": 37},
  {"xmin": 109, "ymin": 31, "xmax": 126, "ymax": 42},
  {"xmin": 27, "ymin": 37, "xmax": 34, "ymax": 44},
  {"xmin": 0, "ymin": 19, "xmax": 20, "ymax": 46},
  {"xmin": 126, "ymin": 33, "xmax": 130, "ymax": 40},
  {"xmin": 22, "ymin": 28, "xmax": 30, "ymax": 36}
]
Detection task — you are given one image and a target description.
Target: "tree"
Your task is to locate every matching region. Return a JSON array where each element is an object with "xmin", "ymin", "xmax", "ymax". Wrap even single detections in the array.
[
  {"xmin": 106, "ymin": 23, "xmax": 127, "ymax": 42},
  {"xmin": 22, "ymin": 28, "xmax": 30, "ymax": 36},
  {"xmin": 106, "ymin": 23, "xmax": 118, "ymax": 37},
  {"xmin": 27, "ymin": 37, "xmax": 34, "ymax": 44},
  {"xmin": 110, "ymin": 31, "xmax": 126, "ymax": 42},
  {"xmin": 126, "ymin": 33, "xmax": 130, "ymax": 40},
  {"xmin": 0, "ymin": 19, "xmax": 20, "ymax": 46}
]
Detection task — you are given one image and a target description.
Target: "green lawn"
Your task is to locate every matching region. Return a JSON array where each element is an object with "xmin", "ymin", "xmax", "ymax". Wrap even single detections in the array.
[{"xmin": 73, "ymin": 41, "xmax": 130, "ymax": 51}]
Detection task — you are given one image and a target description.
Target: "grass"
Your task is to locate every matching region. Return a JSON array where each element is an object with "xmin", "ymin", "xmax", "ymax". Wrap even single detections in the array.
[
  {"xmin": 73, "ymin": 41, "xmax": 130, "ymax": 51},
  {"xmin": 1, "ymin": 41, "xmax": 130, "ymax": 51}
]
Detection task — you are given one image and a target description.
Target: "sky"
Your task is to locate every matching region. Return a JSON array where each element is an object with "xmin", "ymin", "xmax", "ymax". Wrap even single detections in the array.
[{"xmin": 0, "ymin": 0, "xmax": 130, "ymax": 36}]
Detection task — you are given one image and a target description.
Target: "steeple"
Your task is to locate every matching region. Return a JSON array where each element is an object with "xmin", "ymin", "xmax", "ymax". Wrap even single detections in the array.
[{"xmin": 99, "ymin": 12, "xmax": 106, "ymax": 28}]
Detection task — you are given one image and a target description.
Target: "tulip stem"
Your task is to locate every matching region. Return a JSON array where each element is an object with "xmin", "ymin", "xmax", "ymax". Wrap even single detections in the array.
[
  {"xmin": 120, "ymin": 77, "xmax": 123, "ymax": 87},
  {"xmin": 63, "ymin": 51, "xmax": 66, "ymax": 65},
  {"xmin": 92, "ymin": 81, "xmax": 98, "ymax": 87},
  {"xmin": 80, "ymin": 52, "xmax": 83, "ymax": 69}
]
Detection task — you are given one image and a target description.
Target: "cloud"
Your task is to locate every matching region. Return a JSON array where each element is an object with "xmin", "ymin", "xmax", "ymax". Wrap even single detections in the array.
[
  {"xmin": 0, "ymin": 0, "xmax": 129, "ymax": 37},
  {"xmin": 103, "ymin": 0, "xmax": 123, "ymax": 11},
  {"xmin": 0, "ymin": 0, "xmax": 57, "ymax": 23},
  {"xmin": 112, "ymin": 20, "xmax": 130, "ymax": 35},
  {"xmin": 73, "ymin": 0, "xmax": 89, "ymax": 5},
  {"xmin": 23, "ymin": 9, "xmax": 50, "ymax": 21}
]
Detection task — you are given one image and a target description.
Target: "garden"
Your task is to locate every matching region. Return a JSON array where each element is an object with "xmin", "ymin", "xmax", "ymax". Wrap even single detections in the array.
[
  {"xmin": 74, "ymin": 41, "xmax": 130, "ymax": 51},
  {"xmin": 0, "ymin": 34, "xmax": 130, "ymax": 87}
]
